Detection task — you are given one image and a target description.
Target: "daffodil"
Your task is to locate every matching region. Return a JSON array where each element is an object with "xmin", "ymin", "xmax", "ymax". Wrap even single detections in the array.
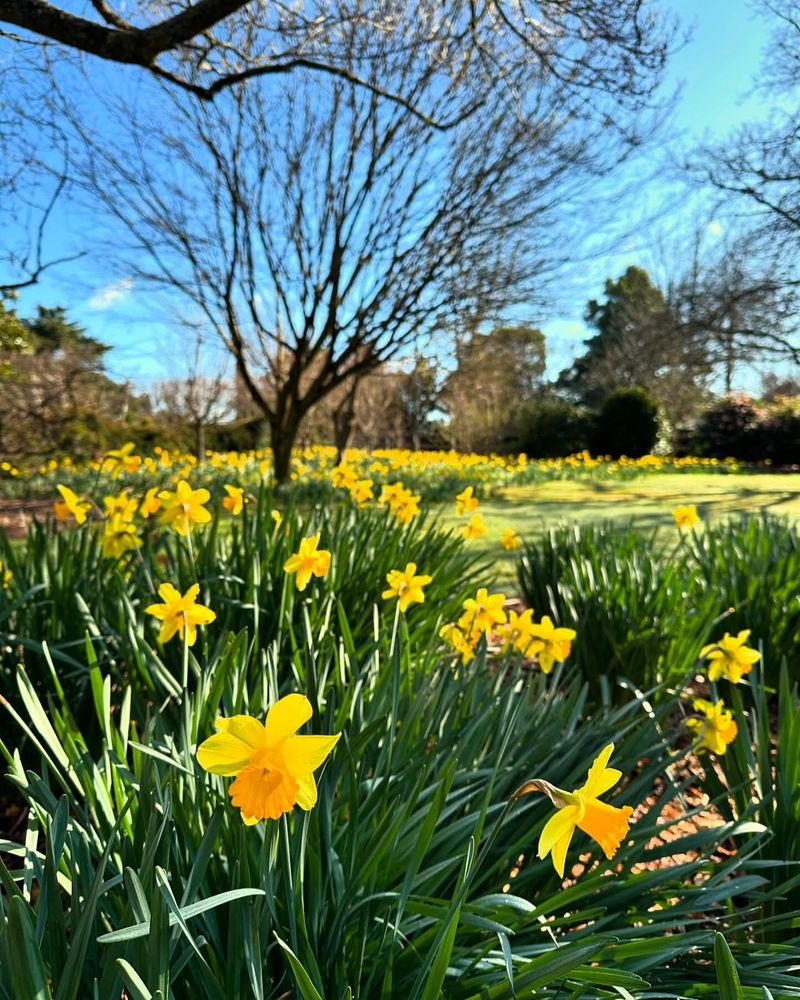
[
  {"xmin": 459, "ymin": 587, "xmax": 507, "ymax": 633},
  {"xmin": 349, "ymin": 479, "xmax": 374, "ymax": 507},
  {"xmin": 393, "ymin": 489, "xmax": 421, "ymax": 525},
  {"xmin": 439, "ymin": 622, "xmax": 479, "ymax": 664},
  {"xmin": 455, "ymin": 486, "xmax": 479, "ymax": 516},
  {"xmin": 103, "ymin": 490, "xmax": 138, "ymax": 521},
  {"xmin": 102, "ymin": 442, "xmax": 142, "ymax": 477},
  {"xmin": 283, "ymin": 533, "xmax": 332, "ymax": 591},
  {"xmin": 271, "ymin": 509, "xmax": 283, "ymax": 528},
  {"xmin": 462, "ymin": 513, "xmax": 486, "ymax": 540},
  {"xmin": 196, "ymin": 694, "xmax": 340, "ymax": 824},
  {"xmin": 140, "ymin": 486, "xmax": 161, "ymax": 518},
  {"xmin": 514, "ymin": 743, "xmax": 633, "ymax": 878},
  {"xmin": 496, "ymin": 608, "xmax": 537, "ymax": 655},
  {"xmin": 145, "ymin": 582, "xmax": 216, "ymax": 645},
  {"xmin": 686, "ymin": 698, "xmax": 737, "ymax": 755},
  {"xmin": 0, "ymin": 561, "xmax": 12, "ymax": 589},
  {"xmin": 101, "ymin": 514, "xmax": 142, "ymax": 559},
  {"xmin": 382, "ymin": 562, "xmax": 432, "ymax": 613},
  {"xmin": 222, "ymin": 484, "xmax": 244, "ymax": 515},
  {"xmin": 500, "ymin": 528, "xmax": 522, "ymax": 551},
  {"xmin": 158, "ymin": 480, "xmax": 212, "ymax": 536},
  {"xmin": 673, "ymin": 504, "xmax": 701, "ymax": 528},
  {"xmin": 528, "ymin": 615, "xmax": 576, "ymax": 674},
  {"xmin": 54, "ymin": 484, "xmax": 92, "ymax": 525},
  {"xmin": 700, "ymin": 630, "xmax": 760, "ymax": 683}
]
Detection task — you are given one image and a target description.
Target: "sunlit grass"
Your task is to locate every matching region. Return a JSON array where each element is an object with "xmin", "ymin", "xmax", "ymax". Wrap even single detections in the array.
[{"xmin": 440, "ymin": 472, "xmax": 800, "ymax": 585}]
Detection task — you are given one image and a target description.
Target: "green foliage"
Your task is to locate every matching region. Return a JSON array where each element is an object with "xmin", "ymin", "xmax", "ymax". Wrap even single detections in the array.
[
  {"xmin": 0, "ymin": 491, "xmax": 485, "ymax": 742},
  {"xmin": 518, "ymin": 513, "xmax": 800, "ymax": 693},
  {"xmin": 1, "ymin": 609, "xmax": 798, "ymax": 998},
  {"xmin": 506, "ymin": 398, "xmax": 595, "ymax": 458},
  {"xmin": 706, "ymin": 663, "xmax": 800, "ymax": 933},
  {"xmin": 686, "ymin": 513, "xmax": 800, "ymax": 676},
  {"xmin": 593, "ymin": 387, "xmax": 659, "ymax": 458},
  {"xmin": 517, "ymin": 522, "xmax": 719, "ymax": 695},
  {"xmin": 1, "ymin": 492, "xmax": 799, "ymax": 996}
]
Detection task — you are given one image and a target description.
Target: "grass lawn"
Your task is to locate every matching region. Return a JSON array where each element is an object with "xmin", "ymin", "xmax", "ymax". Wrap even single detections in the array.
[{"xmin": 438, "ymin": 471, "xmax": 800, "ymax": 586}]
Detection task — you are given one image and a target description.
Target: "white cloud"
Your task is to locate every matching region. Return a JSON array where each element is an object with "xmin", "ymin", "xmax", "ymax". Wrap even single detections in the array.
[
  {"xmin": 87, "ymin": 277, "xmax": 133, "ymax": 310},
  {"xmin": 706, "ymin": 221, "xmax": 724, "ymax": 237}
]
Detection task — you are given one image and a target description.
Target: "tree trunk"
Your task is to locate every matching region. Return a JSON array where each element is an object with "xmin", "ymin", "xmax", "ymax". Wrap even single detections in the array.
[
  {"xmin": 195, "ymin": 421, "xmax": 205, "ymax": 460},
  {"xmin": 271, "ymin": 409, "xmax": 303, "ymax": 485},
  {"xmin": 333, "ymin": 378, "xmax": 359, "ymax": 464}
]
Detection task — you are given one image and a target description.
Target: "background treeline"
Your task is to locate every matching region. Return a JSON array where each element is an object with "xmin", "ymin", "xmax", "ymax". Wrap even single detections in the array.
[{"xmin": 2, "ymin": 261, "xmax": 799, "ymax": 464}]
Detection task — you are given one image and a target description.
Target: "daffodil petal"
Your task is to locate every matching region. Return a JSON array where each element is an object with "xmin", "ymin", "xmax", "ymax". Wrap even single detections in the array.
[
  {"xmin": 538, "ymin": 804, "xmax": 580, "ymax": 861},
  {"xmin": 581, "ymin": 743, "xmax": 622, "ymax": 798},
  {"xmin": 295, "ymin": 773, "xmax": 318, "ymax": 810},
  {"xmin": 551, "ymin": 827, "xmax": 575, "ymax": 879},
  {"xmin": 265, "ymin": 694, "xmax": 313, "ymax": 744},
  {"xmin": 197, "ymin": 732, "xmax": 256, "ymax": 776},
  {"xmin": 283, "ymin": 733, "xmax": 341, "ymax": 774}
]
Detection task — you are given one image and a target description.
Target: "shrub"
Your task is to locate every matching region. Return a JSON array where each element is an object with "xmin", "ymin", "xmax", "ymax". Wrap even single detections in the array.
[
  {"xmin": 506, "ymin": 398, "xmax": 595, "ymax": 457},
  {"xmin": 592, "ymin": 386, "xmax": 658, "ymax": 457},
  {"xmin": 692, "ymin": 394, "xmax": 762, "ymax": 460},
  {"xmin": 757, "ymin": 399, "xmax": 800, "ymax": 466}
]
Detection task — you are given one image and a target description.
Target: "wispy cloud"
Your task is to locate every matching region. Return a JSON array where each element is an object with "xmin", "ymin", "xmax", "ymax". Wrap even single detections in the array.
[{"xmin": 87, "ymin": 277, "xmax": 133, "ymax": 310}]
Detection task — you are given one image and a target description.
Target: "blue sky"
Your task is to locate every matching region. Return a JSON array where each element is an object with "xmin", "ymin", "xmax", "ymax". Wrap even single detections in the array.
[{"xmin": 9, "ymin": 0, "xmax": 776, "ymax": 390}]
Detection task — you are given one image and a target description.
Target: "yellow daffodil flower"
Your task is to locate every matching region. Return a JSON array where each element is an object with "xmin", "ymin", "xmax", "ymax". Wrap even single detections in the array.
[
  {"xmin": 700, "ymin": 629, "xmax": 760, "ymax": 683},
  {"xmin": 102, "ymin": 442, "xmax": 142, "ymax": 477},
  {"xmin": 500, "ymin": 528, "xmax": 522, "ymax": 551},
  {"xmin": 140, "ymin": 486, "xmax": 161, "ymax": 518},
  {"xmin": 103, "ymin": 490, "xmax": 138, "ymax": 521},
  {"xmin": 455, "ymin": 486, "xmax": 479, "ymax": 516},
  {"xmin": 514, "ymin": 743, "xmax": 633, "ymax": 878},
  {"xmin": 462, "ymin": 513, "xmax": 486, "ymax": 540},
  {"xmin": 382, "ymin": 562, "xmax": 432, "ymax": 613},
  {"xmin": 222, "ymin": 484, "xmax": 244, "ymax": 515},
  {"xmin": 528, "ymin": 615, "xmax": 576, "ymax": 674},
  {"xmin": 196, "ymin": 693, "xmax": 340, "ymax": 824},
  {"xmin": 54, "ymin": 484, "xmax": 92, "ymax": 525},
  {"xmin": 157, "ymin": 480, "xmax": 212, "ymax": 536},
  {"xmin": 283, "ymin": 533, "xmax": 332, "ymax": 591},
  {"xmin": 459, "ymin": 587, "xmax": 507, "ymax": 633},
  {"xmin": 686, "ymin": 698, "xmax": 738, "ymax": 754},
  {"xmin": 349, "ymin": 479, "xmax": 374, "ymax": 507},
  {"xmin": 271, "ymin": 509, "xmax": 283, "ymax": 528},
  {"xmin": 439, "ymin": 622, "xmax": 479, "ymax": 664},
  {"xmin": 145, "ymin": 582, "xmax": 216, "ymax": 645},
  {"xmin": 0, "ymin": 561, "xmax": 12, "ymax": 590},
  {"xmin": 497, "ymin": 608, "xmax": 538, "ymax": 655},
  {"xmin": 331, "ymin": 464, "xmax": 358, "ymax": 489},
  {"xmin": 673, "ymin": 504, "xmax": 701, "ymax": 528},
  {"xmin": 101, "ymin": 514, "xmax": 142, "ymax": 559}
]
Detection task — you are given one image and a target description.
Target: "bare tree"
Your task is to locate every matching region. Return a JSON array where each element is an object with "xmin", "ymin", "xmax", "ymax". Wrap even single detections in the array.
[
  {"xmin": 692, "ymin": 0, "xmax": 800, "ymax": 248},
  {"xmin": 55, "ymin": 2, "xmax": 674, "ymax": 481},
  {"xmin": 671, "ymin": 232, "xmax": 800, "ymax": 393},
  {"xmin": 0, "ymin": 51, "xmax": 82, "ymax": 294},
  {"xmin": 151, "ymin": 334, "xmax": 232, "ymax": 457},
  {"xmin": 1, "ymin": 2, "xmax": 673, "ymax": 122}
]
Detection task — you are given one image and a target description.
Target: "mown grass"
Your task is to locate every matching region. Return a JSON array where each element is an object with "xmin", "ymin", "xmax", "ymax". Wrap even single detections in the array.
[{"xmin": 440, "ymin": 472, "xmax": 800, "ymax": 584}]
